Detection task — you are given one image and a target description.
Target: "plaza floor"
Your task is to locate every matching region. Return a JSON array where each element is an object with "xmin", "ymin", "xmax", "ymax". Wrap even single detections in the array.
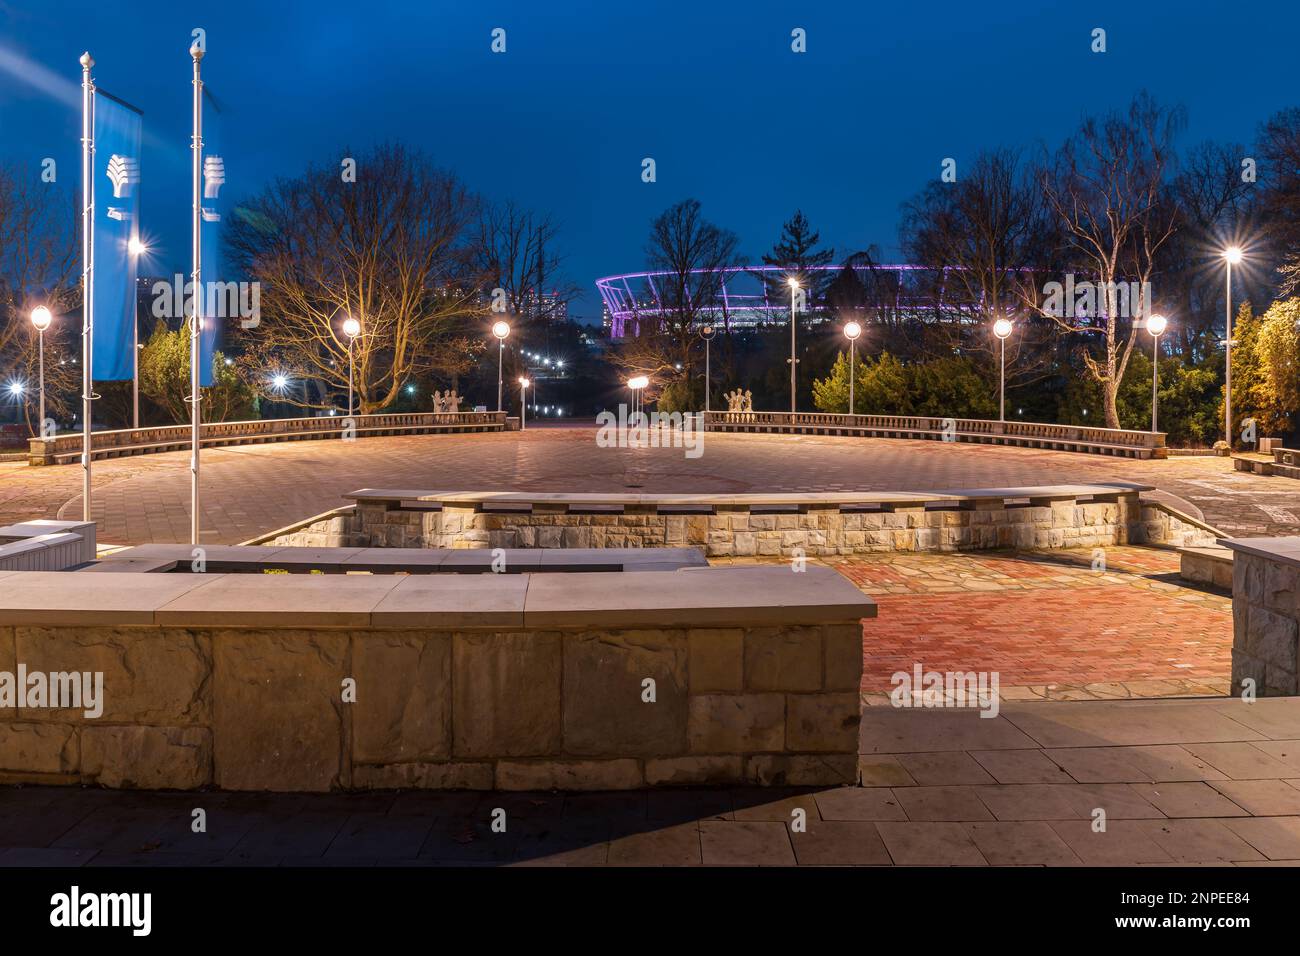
[
  {"xmin": 3, "ymin": 696, "xmax": 1299, "ymax": 866},
  {"xmin": 2, "ymin": 425, "xmax": 1299, "ymax": 544}
]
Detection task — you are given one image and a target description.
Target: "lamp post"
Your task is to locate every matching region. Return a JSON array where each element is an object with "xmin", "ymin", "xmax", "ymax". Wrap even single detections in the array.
[
  {"xmin": 1147, "ymin": 314, "xmax": 1167, "ymax": 433},
  {"xmin": 128, "ymin": 237, "xmax": 146, "ymax": 428},
  {"xmin": 843, "ymin": 320, "xmax": 862, "ymax": 415},
  {"xmin": 993, "ymin": 317, "xmax": 1013, "ymax": 423},
  {"xmin": 788, "ymin": 278, "xmax": 800, "ymax": 414},
  {"xmin": 30, "ymin": 307, "xmax": 52, "ymax": 435},
  {"xmin": 1223, "ymin": 247, "xmax": 1242, "ymax": 447},
  {"xmin": 628, "ymin": 375, "xmax": 649, "ymax": 426},
  {"xmin": 699, "ymin": 325, "xmax": 715, "ymax": 414},
  {"xmin": 342, "ymin": 317, "xmax": 361, "ymax": 418},
  {"xmin": 492, "ymin": 320, "xmax": 510, "ymax": 412},
  {"xmin": 519, "ymin": 377, "xmax": 530, "ymax": 430}
]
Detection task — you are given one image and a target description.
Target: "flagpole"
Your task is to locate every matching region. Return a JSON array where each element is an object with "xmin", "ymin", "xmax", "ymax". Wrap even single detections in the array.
[
  {"xmin": 189, "ymin": 43, "xmax": 203, "ymax": 546},
  {"xmin": 80, "ymin": 52, "xmax": 95, "ymax": 523}
]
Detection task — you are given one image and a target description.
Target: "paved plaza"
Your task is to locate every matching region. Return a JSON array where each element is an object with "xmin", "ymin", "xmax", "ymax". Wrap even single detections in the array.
[
  {"xmin": 1, "ymin": 425, "xmax": 1299, "ymax": 545},
  {"xmin": 3, "ymin": 696, "xmax": 1298, "ymax": 866}
]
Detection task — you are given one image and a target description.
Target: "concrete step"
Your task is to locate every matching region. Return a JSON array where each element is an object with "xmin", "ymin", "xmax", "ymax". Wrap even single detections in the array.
[{"xmin": 1178, "ymin": 545, "xmax": 1233, "ymax": 590}]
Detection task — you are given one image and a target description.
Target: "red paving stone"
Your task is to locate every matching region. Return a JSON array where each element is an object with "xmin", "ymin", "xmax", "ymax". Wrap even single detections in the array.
[{"xmin": 860, "ymin": 585, "xmax": 1230, "ymax": 690}]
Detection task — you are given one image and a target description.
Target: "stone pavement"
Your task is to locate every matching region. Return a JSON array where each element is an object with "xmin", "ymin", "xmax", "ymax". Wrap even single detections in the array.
[
  {"xmin": 3, "ymin": 696, "xmax": 1299, "ymax": 866},
  {"xmin": 823, "ymin": 547, "xmax": 1232, "ymax": 695},
  {"xmin": 1, "ymin": 425, "xmax": 1298, "ymax": 545}
]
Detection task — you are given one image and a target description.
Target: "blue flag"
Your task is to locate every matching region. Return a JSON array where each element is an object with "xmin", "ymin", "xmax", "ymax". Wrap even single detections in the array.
[
  {"xmin": 91, "ymin": 89, "xmax": 142, "ymax": 381},
  {"xmin": 198, "ymin": 88, "xmax": 225, "ymax": 387}
]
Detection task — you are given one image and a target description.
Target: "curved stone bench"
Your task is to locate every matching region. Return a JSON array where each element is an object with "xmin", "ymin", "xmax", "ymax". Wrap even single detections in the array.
[{"xmin": 335, "ymin": 484, "xmax": 1154, "ymax": 556}]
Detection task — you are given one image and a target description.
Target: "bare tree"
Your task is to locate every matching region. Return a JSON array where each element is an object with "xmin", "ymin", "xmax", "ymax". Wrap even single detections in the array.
[
  {"xmin": 1257, "ymin": 108, "xmax": 1300, "ymax": 293},
  {"xmin": 0, "ymin": 163, "xmax": 80, "ymax": 434},
  {"xmin": 1040, "ymin": 93, "xmax": 1185, "ymax": 428},
  {"xmin": 226, "ymin": 144, "xmax": 484, "ymax": 414},
  {"xmin": 616, "ymin": 199, "xmax": 740, "ymax": 407},
  {"xmin": 475, "ymin": 200, "xmax": 579, "ymax": 329}
]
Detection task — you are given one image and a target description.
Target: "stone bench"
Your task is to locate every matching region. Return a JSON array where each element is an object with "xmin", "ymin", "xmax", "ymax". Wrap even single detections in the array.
[
  {"xmin": 329, "ymin": 484, "xmax": 1153, "ymax": 556},
  {"xmin": 0, "ymin": 520, "xmax": 97, "ymax": 571},
  {"xmin": 86, "ymin": 544, "xmax": 709, "ymax": 574},
  {"xmin": 0, "ymin": 563, "xmax": 873, "ymax": 792}
]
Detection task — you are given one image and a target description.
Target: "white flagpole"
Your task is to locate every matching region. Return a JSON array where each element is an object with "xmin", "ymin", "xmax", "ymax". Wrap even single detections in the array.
[
  {"xmin": 189, "ymin": 43, "xmax": 204, "ymax": 546},
  {"xmin": 80, "ymin": 52, "xmax": 95, "ymax": 523}
]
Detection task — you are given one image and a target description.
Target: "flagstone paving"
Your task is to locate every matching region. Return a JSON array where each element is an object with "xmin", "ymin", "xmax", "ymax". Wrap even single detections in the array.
[
  {"xmin": 1, "ymin": 425, "xmax": 1298, "ymax": 544},
  {"xmin": 3, "ymin": 697, "xmax": 1299, "ymax": 867}
]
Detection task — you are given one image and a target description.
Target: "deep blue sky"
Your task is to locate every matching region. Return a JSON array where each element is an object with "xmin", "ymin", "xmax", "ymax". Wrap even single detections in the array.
[{"xmin": 2, "ymin": 0, "xmax": 1296, "ymax": 321}]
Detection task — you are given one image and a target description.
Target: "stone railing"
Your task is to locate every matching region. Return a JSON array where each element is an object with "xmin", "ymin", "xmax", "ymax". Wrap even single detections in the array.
[
  {"xmin": 0, "ymin": 564, "xmax": 872, "ymax": 791},
  {"xmin": 1222, "ymin": 536, "xmax": 1300, "ymax": 697},
  {"xmin": 704, "ymin": 411, "xmax": 1167, "ymax": 459},
  {"xmin": 27, "ymin": 411, "xmax": 507, "ymax": 465},
  {"xmin": 337, "ymin": 484, "xmax": 1153, "ymax": 556}
]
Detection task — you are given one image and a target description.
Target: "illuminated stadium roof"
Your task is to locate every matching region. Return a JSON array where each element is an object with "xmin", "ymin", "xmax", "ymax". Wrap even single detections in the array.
[{"xmin": 595, "ymin": 263, "xmax": 990, "ymax": 338}]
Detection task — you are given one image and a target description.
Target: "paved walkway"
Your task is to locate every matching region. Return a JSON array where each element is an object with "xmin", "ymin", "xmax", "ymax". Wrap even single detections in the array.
[
  {"xmin": 3, "ymin": 696, "xmax": 1298, "ymax": 866},
  {"xmin": 1, "ymin": 425, "xmax": 1298, "ymax": 545},
  {"xmin": 822, "ymin": 547, "xmax": 1232, "ymax": 695}
]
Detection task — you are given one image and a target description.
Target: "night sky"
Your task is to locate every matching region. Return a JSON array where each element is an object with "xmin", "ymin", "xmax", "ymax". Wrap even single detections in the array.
[{"xmin": 1, "ymin": 0, "xmax": 1296, "ymax": 320}]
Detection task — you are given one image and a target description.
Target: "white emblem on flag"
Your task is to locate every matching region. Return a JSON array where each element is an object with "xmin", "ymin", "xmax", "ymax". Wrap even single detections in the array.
[
  {"xmin": 203, "ymin": 156, "xmax": 225, "ymax": 199},
  {"xmin": 106, "ymin": 154, "xmax": 139, "ymax": 198}
]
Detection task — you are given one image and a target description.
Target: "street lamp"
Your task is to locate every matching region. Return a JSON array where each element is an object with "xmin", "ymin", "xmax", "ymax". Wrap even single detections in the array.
[
  {"xmin": 628, "ymin": 375, "xmax": 649, "ymax": 424},
  {"xmin": 492, "ymin": 320, "xmax": 510, "ymax": 412},
  {"xmin": 1147, "ymin": 314, "xmax": 1168, "ymax": 433},
  {"xmin": 30, "ymin": 306, "xmax": 52, "ymax": 435},
  {"xmin": 699, "ymin": 325, "xmax": 715, "ymax": 413},
  {"xmin": 342, "ymin": 317, "xmax": 361, "ymax": 417},
  {"xmin": 1223, "ymin": 246, "xmax": 1243, "ymax": 447},
  {"xmin": 843, "ymin": 320, "xmax": 862, "ymax": 415},
  {"xmin": 788, "ymin": 278, "xmax": 800, "ymax": 414},
  {"xmin": 993, "ymin": 317, "xmax": 1014, "ymax": 423},
  {"xmin": 127, "ymin": 238, "xmax": 146, "ymax": 427},
  {"xmin": 519, "ymin": 377, "xmax": 530, "ymax": 430}
]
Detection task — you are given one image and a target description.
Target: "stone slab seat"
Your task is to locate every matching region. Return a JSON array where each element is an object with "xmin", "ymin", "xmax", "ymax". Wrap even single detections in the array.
[
  {"xmin": 345, "ymin": 482, "xmax": 1154, "ymax": 511},
  {"xmin": 91, "ymin": 544, "xmax": 710, "ymax": 574}
]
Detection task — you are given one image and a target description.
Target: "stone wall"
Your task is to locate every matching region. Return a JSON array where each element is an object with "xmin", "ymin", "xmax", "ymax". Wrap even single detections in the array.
[
  {"xmin": 0, "ymin": 564, "xmax": 871, "ymax": 791},
  {"xmin": 0, "ymin": 620, "xmax": 864, "ymax": 791},
  {"xmin": 337, "ymin": 490, "xmax": 1147, "ymax": 557},
  {"xmin": 1226, "ymin": 544, "xmax": 1300, "ymax": 698}
]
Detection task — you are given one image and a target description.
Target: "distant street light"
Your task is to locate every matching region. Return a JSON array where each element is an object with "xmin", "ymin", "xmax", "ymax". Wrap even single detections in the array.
[
  {"xmin": 628, "ymin": 375, "xmax": 649, "ymax": 423},
  {"xmin": 788, "ymin": 278, "xmax": 800, "ymax": 414},
  {"xmin": 843, "ymin": 320, "xmax": 862, "ymax": 415},
  {"xmin": 31, "ymin": 306, "xmax": 52, "ymax": 434},
  {"xmin": 492, "ymin": 320, "xmax": 510, "ymax": 412},
  {"xmin": 519, "ymin": 377, "xmax": 530, "ymax": 430},
  {"xmin": 342, "ymin": 317, "xmax": 362, "ymax": 417},
  {"xmin": 993, "ymin": 317, "xmax": 1014, "ymax": 423},
  {"xmin": 1147, "ymin": 314, "xmax": 1168, "ymax": 433},
  {"xmin": 699, "ymin": 324, "xmax": 716, "ymax": 413},
  {"xmin": 1222, "ymin": 246, "xmax": 1243, "ymax": 447}
]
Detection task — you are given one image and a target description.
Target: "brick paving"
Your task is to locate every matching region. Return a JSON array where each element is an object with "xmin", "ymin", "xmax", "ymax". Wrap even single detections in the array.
[
  {"xmin": 4, "ymin": 696, "xmax": 1299, "ymax": 866},
  {"xmin": 815, "ymin": 547, "xmax": 1232, "ymax": 695},
  {"xmin": 2, "ymin": 424, "xmax": 1299, "ymax": 544}
]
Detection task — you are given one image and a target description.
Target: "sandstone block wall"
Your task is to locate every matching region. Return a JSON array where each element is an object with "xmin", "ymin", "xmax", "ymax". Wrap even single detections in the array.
[
  {"xmin": 0, "ymin": 620, "xmax": 865, "ymax": 792},
  {"xmin": 334, "ymin": 493, "xmax": 1150, "ymax": 557},
  {"xmin": 1230, "ymin": 551, "xmax": 1300, "ymax": 697}
]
